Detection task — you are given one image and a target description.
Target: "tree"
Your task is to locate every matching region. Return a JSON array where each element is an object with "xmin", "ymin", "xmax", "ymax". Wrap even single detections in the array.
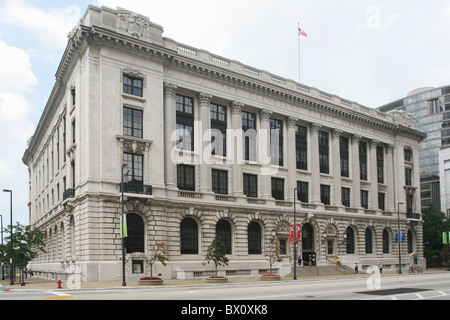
[
  {"xmin": 147, "ymin": 242, "xmax": 169, "ymax": 278},
  {"xmin": 204, "ymin": 235, "xmax": 229, "ymax": 278},
  {"xmin": 422, "ymin": 204, "xmax": 450, "ymax": 263},
  {"xmin": 0, "ymin": 223, "xmax": 46, "ymax": 267},
  {"xmin": 264, "ymin": 236, "xmax": 281, "ymax": 276}
]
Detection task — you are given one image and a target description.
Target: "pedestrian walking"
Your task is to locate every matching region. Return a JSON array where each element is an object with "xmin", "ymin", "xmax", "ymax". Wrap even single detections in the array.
[
  {"xmin": 355, "ymin": 263, "xmax": 358, "ymax": 274},
  {"xmin": 379, "ymin": 263, "xmax": 383, "ymax": 274}
]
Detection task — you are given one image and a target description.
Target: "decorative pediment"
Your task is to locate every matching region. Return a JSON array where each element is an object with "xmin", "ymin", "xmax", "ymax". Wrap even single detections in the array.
[{"xmin": 117, "ymin": 135, "xmax": 153, "ymax": 154}]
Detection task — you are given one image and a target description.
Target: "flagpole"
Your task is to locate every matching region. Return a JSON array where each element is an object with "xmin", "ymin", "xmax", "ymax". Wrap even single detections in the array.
[{"xmin": 298, "ymin": 22, "xmax": 301, "ymax": 83}]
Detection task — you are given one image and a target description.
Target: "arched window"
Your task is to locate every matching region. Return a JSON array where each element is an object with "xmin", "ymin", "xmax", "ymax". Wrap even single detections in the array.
[
  {"xmin": 248, "ymin": 221, "xmax": 261, "ymax": 254},
  {"xmin": 181, "ymin": 217, "xmax": 198, "ymax": 254},
  {"xmin": 346, "ymin": 227, "xmax": 355, "ymax": 254},
  {"xmin": 125, "ymin": 213, "xmax": 145, "ymax": 254},
  {"xmin": 365, "ymin": 228, "xmax": 373, "ymax": 254},
  {"xmin": 216, "ymin": 220, "xmax": 232, "ymax": 254},
  {"xmin": 383, "ymin": 229, "xmax": 390, "ymax": 253},
  {"xmin": 302, "ymin": 223, "xmax": 314, "ymax": 251}
]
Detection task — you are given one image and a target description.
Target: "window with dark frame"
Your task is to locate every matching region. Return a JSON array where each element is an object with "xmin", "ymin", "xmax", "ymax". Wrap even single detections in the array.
[
  {"xmin": 359, "ymin": 141, "xmax": 367, "ymax": 181},
  {"xmin": 320, "ymin": 184, "xmax": 330, "ymax": 205},
  {"xmin": 248, "ymin": 221, "xmax": 261, "ymax": 254},
  {"xmin": 361, "ymin": 190, "xmax": 369, "ymax": 209},
  {"xmin": 297, "ymin": 181, "xmax": 308, "ymax": 203},
  {"xmin": 271, "ymin": 177, "xmax": 285, "ymax": 200},
  {"xmin": 319, "ymin": 131, "xmax": 329, "ymax": 174},
  {"xmin": 378, "ymin": 192, "xmax": 386, "ymax": 211},
  {"xmin": 216, "ymin": 220, "xmax": 232, "ymax": 254},
  {"xmin": 342, "ymin": 187, "xmax": 350, "ymax": 207},
  {"xmin": 243, "ymin": 173, "xmax": 258, "ymax": 198},
  {"xmin": 242, "ymin": 111, "xmax": 256, "ymax": 161},
  {"xmin": 123, "ymin": 107, "xmax": 143, "ymax": 138},
  {"xmin": 180, "ymin": 217, "xmax": 198, "ymax": 254},
  {"xmin": 125, "ymin": 213, "xmax": 145, "ymax": 254},
  {"xmin": 340, "ymin": 136, "xmax": 349, "ymax": 177},
  {"xmin": 123, "ymin": 153, "xmax": 143, "ymax": 185},
  {"xmin": 211, "ymin": 103, "xmax": 227, "ymax": 156},
  {"xmin": 270, "ymin": 118, "xmax": 283, "ymax": 166},
  {"xmin": 177, "ymin": 165, "xmax": 195, "ymax": 191},
  {"xmin": 212, "ymin": 169, "xmax": 228, "ymax": 195},
  {"xmin": 295, "ymin": 125, "xmax": 307, "ymax": 170},
  {"xmin": 377, "ymin": 146, "xmax": 384, "ymax": 183},
  {"xmin": 123, "ymin": 75, "xmax": 143, "ymax": 97},
  {"xmin": 405, "ymin": 168, "xmax": 412, "ymax": 186},
  {"xmin": 176, "ymin": 95, "xmax": 194, "ymax": 151}
]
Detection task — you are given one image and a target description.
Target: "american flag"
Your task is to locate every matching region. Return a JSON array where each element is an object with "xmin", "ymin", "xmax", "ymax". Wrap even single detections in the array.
[{"xmin": 298, "ymin": 26, "xmax": 307, "ymax": 37}]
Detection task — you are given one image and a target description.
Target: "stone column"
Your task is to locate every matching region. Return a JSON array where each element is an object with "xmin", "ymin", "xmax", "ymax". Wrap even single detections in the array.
[
  {"xmin": 369, "ymin": 140, "xmax": 379, "ymax": 210},
  {"xmin": 286, "ymin": 117, "xmax": 299, "ymax": 201},
  {"xmin": 163, "ymin": 83, "xmax": 177, "ymax": 189},
  {"xmin": 198, "ymin": 92, "xmax": 213, "ymax": 193},
  {"xmin": 231, "ymin": 101, "xmax": 244, "ymax": 196},
  {"xmin": 310, "ymin": 123, "xmax": 321, "ymax": 204},
  {"xmin": 351, "ymin": 134, "xmax": 362, "ymax": 208},
  {"xmin": 332, "ymin": 129, "xmax": 343, "ymax": 206},
  {"xmin": 385, "ymin": 144, "xmax": 395, "ymax": 211},
  {"xmin": 260, "ymin": 109, "xmax": 273, "ymax": 199}
]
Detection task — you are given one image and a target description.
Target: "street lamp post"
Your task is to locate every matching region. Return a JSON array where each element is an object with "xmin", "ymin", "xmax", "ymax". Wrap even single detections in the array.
[
  {"xmin": 121, "ymin": 164, "xmax": 127, "ymax": 287},
  {"xmin": 293, "ymin": 188, "xmax": 297, "ymax": 280},
  {"xmin": 0, "ymin": 214, "xmax": 4, "ymax": 281},
  {"xmin": 397, "ymin": 202, "xmax": 404, "ymax": 274},
  {"xmin": 3, "ymin": 189, "xmax": 13, "ymax": 285}
]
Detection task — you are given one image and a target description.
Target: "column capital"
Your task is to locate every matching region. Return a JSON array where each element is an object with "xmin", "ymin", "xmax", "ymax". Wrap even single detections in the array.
[
  {"xmin": 230, "ymin": 101, "xmax": 244, "ymax": 114},
  {"xmin": 386, "ymin": 144, "xmax": 395, "ymax": 153},
  {"xmin": 260, "ymin": 109, "xmax": 273, "ymax": 121},
  {"xmin": 163, "ymin": 82, "xmax": 177, "ymax": 97},
  {"xmin": 351, "ymin": 134, "xmax": 362, "ymax": 144},
  {"xmin": 286, "ymin": 116, "xmax": 299, "ymax": 128},
  {"xmin": 370, "ymin": 139, "xmax": 380, "ymax": 149},
  {"xmin": 198, "ymin": 92, "xmax": 212, "ymax": 105},
  {"xmin": 310, "ymin": 123, "xmax": 322, "ymax": 134},
  {"xmin": 332, "ymin": 129, "xmax": 343, "ymax": 139}
]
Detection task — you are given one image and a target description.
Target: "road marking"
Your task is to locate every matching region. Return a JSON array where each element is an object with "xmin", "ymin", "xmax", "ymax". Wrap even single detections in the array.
[
  {"xmin": 390, "ymin": 296, "xmax": 397, "ymax": 300},
  {"xmin": 415, "ymin": 293, "xmax": 424, "ymax": 299}
]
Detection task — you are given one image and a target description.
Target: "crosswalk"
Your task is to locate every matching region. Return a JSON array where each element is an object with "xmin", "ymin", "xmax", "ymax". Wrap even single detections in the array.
[{"xmin": 366, "ymin": 288, "xmax": 450, "ymax": 300}]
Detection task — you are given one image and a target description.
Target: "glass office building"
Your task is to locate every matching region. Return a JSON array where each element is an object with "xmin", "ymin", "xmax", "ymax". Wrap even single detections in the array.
[{"xmin": 378, "ymin": 86, "xmax": 450, "ymax": 211}]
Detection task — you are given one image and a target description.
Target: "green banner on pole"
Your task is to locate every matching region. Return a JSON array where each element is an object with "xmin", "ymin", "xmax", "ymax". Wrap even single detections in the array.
[
  {"xmin": 120, "ymin": 214, "xmax": 128, "ymax": 238},
  {"xmin": 443, "ymin": 232, "xmax": 449, "ymax": 244}
]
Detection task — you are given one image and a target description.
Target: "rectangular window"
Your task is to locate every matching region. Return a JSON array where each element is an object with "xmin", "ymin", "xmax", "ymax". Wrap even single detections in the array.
[
  {"xmin": 340, "ymin": 136, "xmax": 349, "ymax": 177},
  {"xmin": 176, "ymin": 95, "xmax": 194, "ymax": 151},
  {"xmin": 319, "ymin": 131, "xmax": 329, "ymax": 174},
  {"xmin": 212, "ymin": 169, "xmax": 228, "ymax": 195},
  {"xmin": 405, "ymin": 168, "xmax": 412, "ymax": 186},
  {"xmin": 270, "ymin": 119, "xmax": 283, "ymax": 166},
  {"xmin": 123, "ymin": 107, "xmax": 143, "ymax": 138},
  {"xmin": 359, "ymin": 141, "xmax": 367, "ymax": 181},
  {"xmin": 297, "ymin": 181, "xmax": 309, "ymax": 203},
  {"xmin": 123, "ymin": 153, "xmax": 143, "ymax": 185},
  {"xmin": 177, "ymin": 165, "xmax": 195, "ymax": 191},
  {"xmin": 296, "ymin": 125, "xmax": 307, "ymax": 170},
  {"xmin": 378, "ymin": 193, "xmax": 386, "ymax": 211},
  {"xmin": 243, "ymin": 173, "xmax": 258, "ymax": 198},
  {"xmin": 211, "ymin": 103, "xmax": 227, "ymax": 156},
  {"xmin": 377, "ymin": 146, "xmax": 384, "ymax": 184},
  {"xmin": 320, "ymin": 185, "xmax": 330, "ymax": 205},
  {"xmin": 271, "ymin": 178, "xmax": 285, "ymax": 200},
  {"xmin": 242, "ymin": 111, "xmax": 256, "ymax": 161},
  {"xmin": 342, "ymin": 187, "xmax": 350, "ymax": 207},
  {"xmin": 404, "ymin": 148, "xmax": 412, "ymax": 162},
  {"xmin": 361, "ymin": 190, "xmax": 369, "ymax": 209},
  {"xmin": 123, "ymin": 75, "xmax": 143, "ymax": 97}
]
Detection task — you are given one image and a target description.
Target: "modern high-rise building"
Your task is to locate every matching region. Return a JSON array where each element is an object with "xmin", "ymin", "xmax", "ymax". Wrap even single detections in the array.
[
  {"xmin": 23, "ymin": 6, "xmax": 426, "ymax": 282},
  {"xmin": 378, "ymin": 86, "xmax": 450, "ymax": 213}
]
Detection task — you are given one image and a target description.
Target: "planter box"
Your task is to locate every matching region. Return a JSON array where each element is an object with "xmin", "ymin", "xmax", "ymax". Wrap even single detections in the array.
[
  {"xmin": 138, "ymin": 279, "xmax": 164, "ymax": 285},
  {"xmin": 260, "ymin": 275, "xmax": 281, "ymax": 281},
  {"xmin": 205, "ymin": 277, "xmax": 228, "ymax": 283}
]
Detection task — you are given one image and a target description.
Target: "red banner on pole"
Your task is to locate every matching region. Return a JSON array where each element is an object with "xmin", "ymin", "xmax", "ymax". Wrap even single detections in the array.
[{"xmin": 290, "ymin": 224, "xmax": 301, "ymax": 242}]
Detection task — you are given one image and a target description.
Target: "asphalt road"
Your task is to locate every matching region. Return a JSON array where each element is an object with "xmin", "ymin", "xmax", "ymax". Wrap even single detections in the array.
[{"xmin": 1, "ymin": 272, "xmax": 449, "ymax": 302}]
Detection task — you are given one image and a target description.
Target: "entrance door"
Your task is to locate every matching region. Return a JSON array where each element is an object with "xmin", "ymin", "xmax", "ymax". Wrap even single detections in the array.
[{"xmin": 302, "ymin": 223, "xmax": 315, "ymax": 266}]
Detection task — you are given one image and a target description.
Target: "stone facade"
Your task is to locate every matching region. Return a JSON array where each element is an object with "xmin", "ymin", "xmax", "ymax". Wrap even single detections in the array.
[{"xmin": 23, "ymin": 5, "xmax": 426, "ymax": 282}]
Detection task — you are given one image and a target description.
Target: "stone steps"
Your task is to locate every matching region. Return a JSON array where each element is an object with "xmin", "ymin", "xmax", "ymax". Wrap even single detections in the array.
[{"xmin": 285, "ymin": 265, "xmax": 355, "ymax": 278}]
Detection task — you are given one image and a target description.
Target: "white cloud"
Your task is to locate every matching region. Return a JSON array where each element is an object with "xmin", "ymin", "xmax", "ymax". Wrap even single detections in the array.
[{"xmin": 0, "ymin": 0, "xmax": 81, "ymax": 50}]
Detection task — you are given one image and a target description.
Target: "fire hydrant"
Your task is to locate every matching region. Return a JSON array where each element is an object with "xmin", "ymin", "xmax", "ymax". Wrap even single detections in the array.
[{"xmin": 57, "ymin": 280, "xmax": 62, "ymax": 289}]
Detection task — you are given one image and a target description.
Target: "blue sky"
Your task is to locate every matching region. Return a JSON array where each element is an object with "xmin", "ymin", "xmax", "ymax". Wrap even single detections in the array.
[{"xmin": 1, "ymin": 0, "xmax": 450, "ymax": 226}]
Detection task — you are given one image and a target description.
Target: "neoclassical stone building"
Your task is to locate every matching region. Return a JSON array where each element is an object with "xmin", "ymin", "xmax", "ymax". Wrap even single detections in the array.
[{"xmin": 23, "ymin": 5, "xmax": 426, "ymax": 282}]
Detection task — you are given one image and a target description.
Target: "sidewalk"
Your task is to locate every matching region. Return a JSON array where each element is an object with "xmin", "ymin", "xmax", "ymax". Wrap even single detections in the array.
[{"xmin": 1, "ymin": 268, "xmax": 447, "ymax": 292}]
